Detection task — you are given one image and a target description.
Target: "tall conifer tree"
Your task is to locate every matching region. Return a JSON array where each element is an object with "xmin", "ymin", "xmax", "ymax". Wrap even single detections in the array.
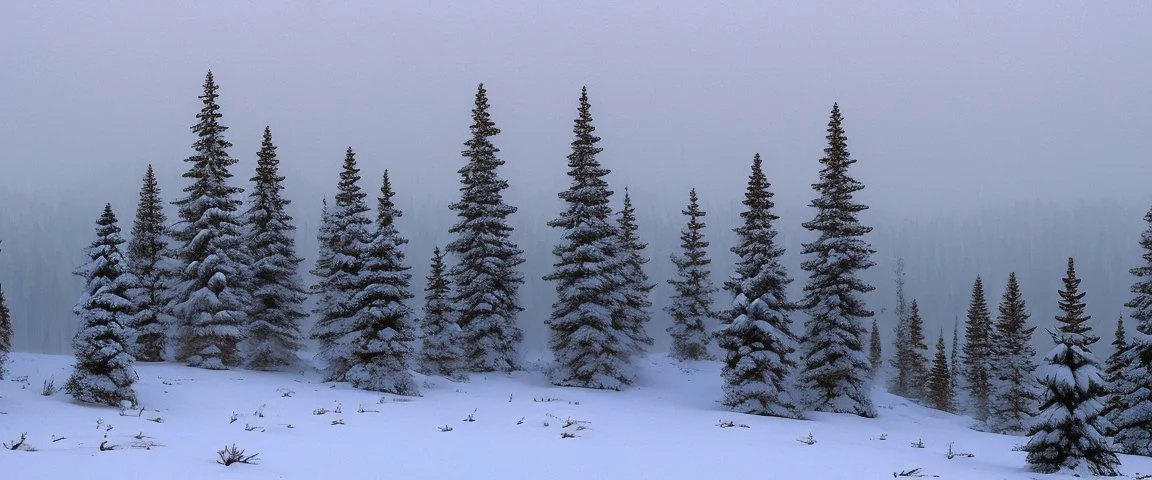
[
  {"xmin": 1116, "ymin": 204, "xmax": 1152, "ymax": 455},
  {"xmin": 544, "ymin": 87, "xmax": 631, "ymax": 389},
  {"xmin": 0, "ymin": 241, "xmax": 11, "ymax": 379},
  {"xmin": 169, "ymin": 71, "xmax": 250, "ymax": 369},
  {"xmin": 797, "ymin": 104, "xmax": 877, "ymax": 418},
  {"xmin": 962, "ymin": 275, "xmax": 993, "ymax": 422},
  {"xmin": 716, "ymin": 153, "xmax": 799, "ymax": 418},
  {"xmin": 65, "ymin": 205, "xmax": 139, "ymax": 406},
  {"xmin": 1103, "ymin": 315, "xmax": 1128, "ymax": 440},
  {"xmin": 1024, "ymin": 258, "xmax": 1119, "ymax": 476},
  {"xmin": 905, "ymin": 299, "xmax": 929, "ymax": 401},
  {"xmin": 614, "ymin": 188, "xmax": 655, "ymax": 357},
  {"xmin": 888, "ymin": 258, "xmax": 916, "ymax": 396},
  {"xmin": 125, "ymin": 165, "xmax": 172, "ymax": 362},
  {"xmin": 343, "ymin": 171, "xmax": 419, "ymax": 395},
  {"xmin": 987, "ymin": 272, "xmax": 1038, "ymax": 434},
  {"xmin": 950, "ymin": 317, "xmax": 961, "ymax": 393},
  {"xmin": 242, "ymin": 127, "xmax": 306, "ymax": 371},
  {"xmin": 666, "ymin": 188, "xmax": 717, "ymax": 361},
  {"xmin": 310, "ymin": 197, "xmax": 336, "ymax": 337},
  {"xmin": 869, "ymin": 318, "xmax": 882, "ymax": 374},
  {"xmin": 310, "ymin": 148, "xmax": 373, "ymax": 381},
  {"xmin": 447, "ymin": 84, "xmax": 525, "ymax": 373}
]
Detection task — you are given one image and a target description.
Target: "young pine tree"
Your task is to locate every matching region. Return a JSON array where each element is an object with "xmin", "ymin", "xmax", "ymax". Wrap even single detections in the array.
[
  {"xmin": 614, "ymin": 188, "xmax": 655, "ymax": 358},
  {"xmin": 950, "ymin": 317, "xmax": 961, "ymax": 393},
  {"xmin": 716, "ymin": 153, "xmax": 799, "ymax": 418},
  {"xmin": 125, "ymin": 165, "xmax": 172, "ymax": 362},
  {"xmin": 310, "ymin": 149, "xmax": 373, "ymax": 381},
  {"xmin": 1115, "ymin": 204, "xmax": 1152, "ymax": 455},
  {"xmin": 927, "ymin": 332, "xmax": 954, "ymax": 412},
  {"xmin": 242, "ymin": 127, "xmax": 306, "ymax": 371},
  {"xmin": 169, "ymin": 71, "xmax": 251, "ymax": 370},
  {"xmin": 904, "ymin": 299, "xmax": 930, "ymax": 401},
  {"xmin": 962, "ymin": 275, "xmax": 994, "ymax": 422},
  {"xmin": 343, "ymin": 171, "xmax": 419, "ymax": 395},
  {"xmin": 666, "ymin": 188, "xmax": 717, "ymax": 361},
  {"xmin": 1103, "ymin": 315, "xmax": 1128, "ymax": 440},
  {"xmin": 543, "ymin": 87, "xmax": 631, "ymax": 389},
  {"xmin": 65, "ymin": 205, "xmax": 139, "ymax": 406},
  {"xmin": 0, "ymin": 241, "xmax": 10, "ymax": 379},
  {"xmin": 447, "ymin": 84, "xmax": 526, "ymax": 373},
  {"xmin": 419, "ymin": 247, "xmax": 464, "ymax": 378},
  {"xmin": 869, "ymin": 318, "xmax": 882, "ymax": 375},
  {"xmin": 1024, "ymin": 258, "xmax": 1119, "ymax": 476},
  {"xmin": 987, "ymin": 272, "xmax": 1039, "ymax": 434},
  {"xmin": 310, "ymin": 197, "xmax": 336, "ymax": 339},
  {"xmin": 888, "ymin": 258, "xmax": 916, "ymax": 396},
  {"xmin": 797, "ymin": 104, "xmax": 877, "ymax": 418}
]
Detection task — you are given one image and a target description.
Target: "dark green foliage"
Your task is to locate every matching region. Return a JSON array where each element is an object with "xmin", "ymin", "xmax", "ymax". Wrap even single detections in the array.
[
  {"xmin": 927, "ymin": 332, "xmax": 954, "ymax": 412},
  {"xmin": 797, "ymin": 104, "xmax": 877, "ymax": 418},
  {"xmin": 988, "ymin": 272, "xmax": 1038, "ymax": 434},
  {"xmin": 888, "ymin": 258, "xmax": 917, "ymax": 397},
  {"xmin": 962, "ymin": 275, "xmax": 993, "ymax": 422},
  {"xmin": 1103, "ymin": 315, "xmax": 1127, "ymax": 439},
  {"xmin": 666, "ymin": 188, "xmax": 716, "ymax": 361},
  {"xmin": 125, "ymin": 165, "xmax": 171, "ymax": 362},
  {"xmin": 614, "ymin": 188, "xmax": 654, "ymax": 357},
  {"xmin": 1115, "ymin": 205, "xmax": 1152, "ymax": 455},
  {"xmin": 419, "ymin": 247, "xmax": 463, "ymax": 378},
  {"xmin": 242, "ymin": 127, "xmax": 306, "ymax": 371},
  {"xmin": 0, "ymin": 241, "xmax": 11, "ymax": 379},
  {"xmin": 905, "ymin": 299, "xmax": 929, "ymax": 401},
  {"xmin": 1024, "ymin": 258, "xmax": 1119, "ymax": 476},
  {"xmin": 447, "ymin": 84, "xmax": 525, "ymax": 373},
  {"xmin": 169, "ymin": 71, "xmax": 250, "ymax": 370},
  {"xmin": 869, "ymin": 318, "xmax": 882, "ymax": 374}
]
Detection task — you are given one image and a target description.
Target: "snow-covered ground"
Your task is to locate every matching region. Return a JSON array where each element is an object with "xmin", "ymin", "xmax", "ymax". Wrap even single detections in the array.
[{"xmin": 2, "ymin": 353, "xmax": 1149, "ymax": 480}]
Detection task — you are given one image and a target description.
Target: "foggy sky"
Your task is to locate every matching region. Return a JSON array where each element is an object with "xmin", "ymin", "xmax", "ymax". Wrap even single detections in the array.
[{"xmin": 2, "ymin": 2, "xmax": 1151, "ymax": 356}]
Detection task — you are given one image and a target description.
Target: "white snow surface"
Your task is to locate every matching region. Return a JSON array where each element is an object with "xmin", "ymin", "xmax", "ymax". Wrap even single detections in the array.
[{"xmin": 3, "ymin": 352, "xmax": 1152, "ymax": 479}]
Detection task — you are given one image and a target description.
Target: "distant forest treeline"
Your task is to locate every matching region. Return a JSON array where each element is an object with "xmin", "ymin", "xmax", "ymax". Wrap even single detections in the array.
[{"xmin": 2, "ymin": 184, "xmax": 1146, "ymax": 359}]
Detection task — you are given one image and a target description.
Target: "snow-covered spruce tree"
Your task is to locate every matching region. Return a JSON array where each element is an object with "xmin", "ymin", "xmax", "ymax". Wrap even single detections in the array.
[
  {"xmin": 343, "ymin": 171, "xmax": 419, "ymax": 395},
  {"xmin": 125, "ymin": 165, "xmax": 172, "ymax": 362},
  {"xmin": 962, "ymin": 275, "xmax": 993, "ymax": 422},
  {"xmin": 869, "ymin": 318, "xmax": 882, "ymax": 375},
  {"xmin": 1103, "ymin": 315, "xmax": 1128, "ymax": 440},
  {"xmin": 169, "ymin": 71, "xmax": 251, "ymax": 370},
  {"xmin": 1024, "ymin": 258, "xmax": 1119, "ymax": 476},
  {"xmin": 614, "ymin": 188, "xmax": 655, "ymax": 357},
  {"xmin": 419, "ymin": 247, "xmax": 464, "ymax": 378},
  {"xmin": 988, "ymin": 272, "xmax": 1038, "ymax": 434},
  {"xmin": 0, "ymin": 242, "xmax": 10, "ymax": 379},
  {"xmin": 950, "ymin": 317, "xmax": 961, "ymax": 394},
  {"xmin": 447, "ymin": 83, "xmax": 525, "ymax": 373},
  {"xmin": 927, "ymin": 332, "xmax": 954, "ymax": 412},
  {"xmin": 716, "ymin": 153, "xmax": 800, "ymax": 418},
  {"xmin": 242, "ymin": 126, "xmax": 306, "ymax": 371},
  {"xmin": 888, "ymin": 257, "xmax": 916, "ymax": 397},
  {"xmin": 797, "ymin": 104, "xmax": 877, "ymax": 418},
  {"xmin": 310, "ymin": 148, "xmax": 373, "ymax": 382},
  {"xmin": 1115, "ymin": 204, "xmax": 1152, "ymax": 455},
  {"xmin": 667, "ymin": 188, "xmax": 717, "ymax": 361},
  {"xmin": 65, "ymin": 204, "xmax": 139, "ymax": 406},
  {"xmin": 904, "ymin": 299, "xmax": 929, "ymax": 401},
  {"xmin": 309, "ymin": 197, "xmax": 336, "ymax": 341},
  {"xmin": 543, "ymin": 87, "xmax": 631, "ymax": 389}
]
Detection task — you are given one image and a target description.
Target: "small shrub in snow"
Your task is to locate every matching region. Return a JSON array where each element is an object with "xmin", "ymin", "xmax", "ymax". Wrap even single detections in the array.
[
  {"xmin": 4, "ymin": 432, "xmax": 30, "ymax": 451},
  {"xmin": 312, "ymin": 407, "xmax": 328, "ymax": 415},
  {"xmin": 99, "ymin": 440, "xmax": 118, "ymax": 451},
  {"xmin": 910, "ymin": 439, "xmax": 925, "ymax": 449},
  {"xmin": 945, "ymin": 442, "xmax": 974, "ymax": 459},
  {"xmin": 438, "ymin": 425, "xmax": 453, "ymax": 432},
  {"xmin": 217, "ymin": 444, "xmax": 260, "ymax": 466},
  {"xmin": 797, "ymin": 433, "xmax": 816, "ymax": 445},
  {"xmin": 893, "ymin": 468, "xmax": 936, "ymax": 478},
  {"xmin": 463, "ymin": 409, "xmax": 477, "ymax": 422},
  {"xmin": 253, "ymin": 404, "xmax": 265, "ymax": 418},
  {"xmin": 244, "ymin": 424, "xmax": 262, "ymax": 432},
  {"xmin": 330, "ymin": 418, "xmax": 344, "ymax": 426},
  {"xmin": 229, "ymin": 412, "xmax": 239, "ymax": 424},
  {"xmin": 716, "ymin": 420, "xmax": 749, "ymax": 429},
  {"xmin": 41, "ymin": 376, "xmax": 55, "ymax": 396}
]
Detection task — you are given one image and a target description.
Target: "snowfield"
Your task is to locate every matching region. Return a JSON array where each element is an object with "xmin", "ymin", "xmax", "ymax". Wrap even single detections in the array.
[{"xmin": 2, "ymin": 352, "xmax": 1150, "ymax": 480}]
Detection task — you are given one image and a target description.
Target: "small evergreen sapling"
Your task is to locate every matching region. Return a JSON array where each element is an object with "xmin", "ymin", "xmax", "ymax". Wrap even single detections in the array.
[
  {"xmin": 904, "ymin": 300, "xmax": 930, "ymax": 401},
  {"xmin": 869, "ymin": 318, "xmax": 882, "ymax": 374},
  {"xmin": 666, "ymin": 188, "xmax": 717, "ymax": 361},
  {"xmin": 614, "ymin": 188, "xmax": 655, "ymax": 358},
  {"xmin": 888, "ymin": 258, "xmax": 915, "ymax": 397},
  {"xmin": 926, "ymin": 332, "xmax": 954, "ymax": 412},
  {"xmin": 1103, "ymin": 315, "xmax": 1128, "ymax": 440},
  {"xmin": 1023, "ymin": 258, "xmax": 1119, "ymax": 476},
  {"xmin": 65, "ymin": 204, "xmax": 140, "ymax": 407},
  {"xmin": 419, "ymin": 247, "xmax": 464, "ymax": 378}
]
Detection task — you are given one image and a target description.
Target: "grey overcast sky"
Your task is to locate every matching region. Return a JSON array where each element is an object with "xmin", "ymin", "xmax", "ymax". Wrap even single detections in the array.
[{"xmin": 1, "ymin": 1, "xmax": 1150, "ymax": 217}]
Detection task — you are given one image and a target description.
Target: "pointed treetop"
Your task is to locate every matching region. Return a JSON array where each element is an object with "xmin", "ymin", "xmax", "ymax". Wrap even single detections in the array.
[
  {"xmin": 1056, "ymin": 257, "xmax": 1093, "ymax": 339},
  {"xmin": 378, "ymin": 169, "xmax": 401, "ymax": 228}
]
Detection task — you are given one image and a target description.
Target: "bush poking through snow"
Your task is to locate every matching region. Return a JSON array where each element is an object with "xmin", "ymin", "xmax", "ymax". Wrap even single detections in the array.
[
  {"xmin": 253, "ymin": 404, "xmax": 265, "ymax": 418},
  {"xmin": 945, "ymin": 442, "xmax": 975, "ymax": 459},
  {"xmin": 312, "ymin": 407, "xmax": 328, "ymax": 415},
  {"xmin": 560, "ymin": 432, "xmax": 576, "ymax": 439},
  {"xmin": 229, "ymin": 412, "xmax": 238, "ymax": 424},
  {"xmin": 463, "ymin": 409, "xmax": 477, "ymax": 422},
  {"xmin": 910, "ymin": 439, "xmax": 925, "ymax": 449},
  {"xmin": 41, "ymin": 376, "xmax": 55, "ymax": 396},
  {"xmin": 99, "ymin": 440, "xmax": 118, "ymax": 451},
  {"xmin": 438, "ymin": 425, "xmax": 453, "ymax": 432},
  {"xmin": 244, "ymin": 424, "xmax": 263, "ymax": 432},
  {"xmin": 716, "ymin": 420, "xmax": 750, "ymax": 429},
  {"xmin": 217, "ymin": 444, "xmax": 260, "ymax": 466},
  {"xmin": 330, "ymin": 418, "xmax": 344, "ymax": 426},
  {"xmin": 893, "ymin": 468, "xmax": 937, "ymax": 478},
  {"xmin": 4, "ymin": 432, "xmax": 30, "ymax": 451},
  {"xmin": 797, "ymin": 433, "xmax": 816, "ymax": 445}
]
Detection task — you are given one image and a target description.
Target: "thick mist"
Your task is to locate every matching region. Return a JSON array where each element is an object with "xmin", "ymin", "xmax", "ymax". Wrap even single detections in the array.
[{"xmin": 1, "ymin": 2, "xmax": 1150, "ymax": 359}]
